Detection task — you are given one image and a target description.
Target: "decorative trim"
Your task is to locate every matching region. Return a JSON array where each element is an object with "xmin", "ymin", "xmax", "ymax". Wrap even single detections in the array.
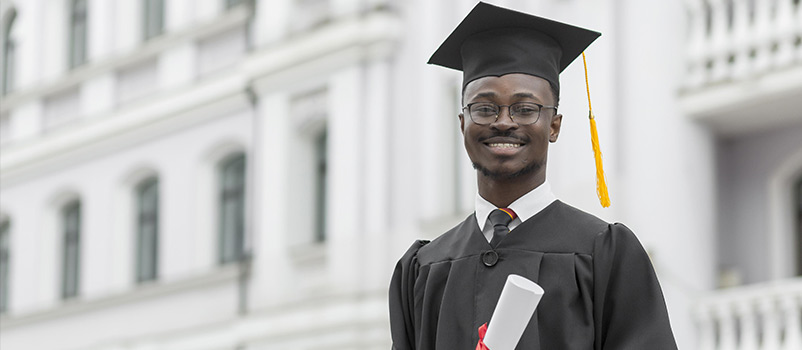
[
  {"xmin": 0, "ymin": 11, "xmax": 402, "ymax": 186},
  {"xmin": 679, "ymin": 65, "xmax": 802, "ymax": 136},
  {"xmin": 0, "ymin": 6, "xmax": 250, "ymax": 113},
  {"xmin": 0, "ymin": 265, "xmax": 240, "ymax": 329},
  {"xmin": 248, "ymin": 11, "xmax": 401, "ymax": 96},
  {"xmin": 0, "ymin": 76, "xmax": 251, "ymax": 185}
]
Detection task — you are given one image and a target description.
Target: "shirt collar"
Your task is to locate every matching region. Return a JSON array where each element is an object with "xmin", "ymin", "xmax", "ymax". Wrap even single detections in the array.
[{"xmin": 475, "ymin": 180, "xmax": 557, "ymax": 230}]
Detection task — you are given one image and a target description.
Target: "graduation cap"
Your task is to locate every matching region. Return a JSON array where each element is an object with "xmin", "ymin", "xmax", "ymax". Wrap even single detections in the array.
[
  {"xmin": 428, "ymin": 2, "xmax": 600, "ymax": 91},
  {"xmin": 429, "ymin": 2, "xmax": 611, "ymax": 207}
]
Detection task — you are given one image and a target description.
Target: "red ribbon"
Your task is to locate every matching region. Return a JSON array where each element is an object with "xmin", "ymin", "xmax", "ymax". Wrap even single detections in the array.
[{"xmin": 476, "ymin": 322, "xmax": 490, "ymax": 350}]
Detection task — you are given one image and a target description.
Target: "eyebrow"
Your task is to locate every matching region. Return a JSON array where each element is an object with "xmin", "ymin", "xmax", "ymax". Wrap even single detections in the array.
[{"xmin": 471, "ymin": 92, "xmax": 541, "ymax": 101}]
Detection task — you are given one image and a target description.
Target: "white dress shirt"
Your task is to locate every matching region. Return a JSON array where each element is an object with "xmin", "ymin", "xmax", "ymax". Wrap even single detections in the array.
[{"xmin": 475, "ymin": 181, "xmax": 558, "ymax": 242}]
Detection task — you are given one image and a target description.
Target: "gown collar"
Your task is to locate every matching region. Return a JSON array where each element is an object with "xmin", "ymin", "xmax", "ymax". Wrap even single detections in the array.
[{"xmin": 475, "ymin": 181, "xmax": 557, "ymax": 240}]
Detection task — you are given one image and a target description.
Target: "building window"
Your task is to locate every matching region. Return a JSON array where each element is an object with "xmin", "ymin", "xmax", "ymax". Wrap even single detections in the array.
[
  {"xmin": 2, "ymin": 9, "xmax": 17, "ymax": 95},
  {"xmin": 219, "ymin": 153, "xmax": 246, "ymax": 264},
  {"xmin": 794, "ymin": 177, "xmax": 802, "ymax": 276},
  {"xmin": 62, "ymin": 200, "xmax": 81, "ymax": 299},
  {"xmin": 143, "ymin": 0, "xmax": 164, "ymax": 40},
  {"xmin": 69, "ymin": 0, "xmax": 88, "ymax": 69},
  {"xmin": 136, "ymin": 177, "xmax": 159, "ymax": 283},
  {"xmin": 225, "ymin": 0, "xmax": 247, "ymax": 10},
  {"xmin": 0, "ymin": 218, "xmax": 10, "ymax": 313},
  {"xmin": 313, "ymin": 130, "xmax": 327, "ymax": 242}
]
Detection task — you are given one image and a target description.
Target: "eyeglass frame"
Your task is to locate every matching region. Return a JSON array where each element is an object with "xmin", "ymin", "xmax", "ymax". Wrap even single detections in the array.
[{"xmin": 461, "ymin": 101, "xmax": 558, "ymax": 126}]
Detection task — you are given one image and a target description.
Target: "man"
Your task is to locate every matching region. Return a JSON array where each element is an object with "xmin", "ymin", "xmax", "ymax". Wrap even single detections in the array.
[{"xmin": 388, "ymin": 2, "xmax": 677, "ymax": 349}]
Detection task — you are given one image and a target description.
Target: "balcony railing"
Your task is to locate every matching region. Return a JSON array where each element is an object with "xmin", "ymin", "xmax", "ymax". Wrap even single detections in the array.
[
  {"xmin": 684, "ymin": 0, "xmax": 802, "ymax": 88},
  {"xmin": 694, "ymin": 278, "xmax": 802, "ymax": 350}
]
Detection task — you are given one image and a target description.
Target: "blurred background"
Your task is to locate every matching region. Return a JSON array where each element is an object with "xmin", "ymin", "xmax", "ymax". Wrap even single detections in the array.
[{"xmin": 1, "ymin": 0, "xmax": 801, "ymax": 349}]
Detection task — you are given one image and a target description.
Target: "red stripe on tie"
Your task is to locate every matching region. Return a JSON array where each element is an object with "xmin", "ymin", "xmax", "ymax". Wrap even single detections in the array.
[{"xmin": 499, "ymin": 208, "xmax": 517, "ymax": 220}]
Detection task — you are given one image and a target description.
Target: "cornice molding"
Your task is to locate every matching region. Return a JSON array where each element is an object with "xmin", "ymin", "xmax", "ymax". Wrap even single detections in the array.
[
  {"xmin": 0, "ymin": 74, "xmax": 251, "ymax": 185},
  {"xmin": 248, "ymin": 11, "xmax": 402, "ymax": 96},
  {"xmin": 0, "ymin": 265, "xmax": 240, "ymax": 330},
  {"xmin": 679, "ymin": 64, "xmax": 802, "ymax": 136},
  {"xmin": 0, "ymin": 10, "xmax": 402, "ymax": 186},
  {"xmin": 0, "ymin": 6, "xmax": 251, "ymax": 114}
]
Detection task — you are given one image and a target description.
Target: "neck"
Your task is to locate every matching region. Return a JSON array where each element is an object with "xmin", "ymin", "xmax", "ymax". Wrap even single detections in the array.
[{"xmin": 477, "ymin": 171, "xmax": 546, "ymax": 208}]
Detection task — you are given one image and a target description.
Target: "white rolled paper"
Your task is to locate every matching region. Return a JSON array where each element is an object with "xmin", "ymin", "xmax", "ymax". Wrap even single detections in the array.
[{"xmin": 482, "ymin": 274, "xmax": 544, "ymax": 350}]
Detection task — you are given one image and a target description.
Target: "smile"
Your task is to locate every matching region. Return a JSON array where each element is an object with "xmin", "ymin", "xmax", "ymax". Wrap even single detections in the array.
[{"xmin": 487, "ymin": 143, "xmax": 521, "ymax": 148}]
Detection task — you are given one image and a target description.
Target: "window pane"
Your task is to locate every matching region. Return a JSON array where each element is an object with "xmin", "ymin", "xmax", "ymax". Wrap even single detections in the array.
[
  {"xmin": 226, "ymin": 0, "xmax": 246, "ymax": 9},
  {"xmin": 136, "ymin": 178, "xmax": 158, "ymax": 282},
  {"xmin": 70, "ymin": 0, "xmax": 88, "ymax": 68},
  {"xmin": 137, "ymin": 222, "xmax": 157, "ymax": 281},
  {"xmin": 143, "ymin": 0, "xmax": 164, "ymax": 40},
  {"xmin": 314, "ymin": 130, "xmax": 327, "ymax": 242},
  {"xmin": 2, "ymin": 10, "xmax": 17, "ymax": 95},
  {"xmin": 62, "ymin": 201, "xmax": 80, "ymax": 299},
  {"xmin": 219, "ymin": 154, "xmax": 245, "ymax": 264},
  {"xmin": 220, "ymin": 199, "xmax": 239, "ymax": 262},
  {"xmin": 796, "ymin": 177, "xmax": 802, "ymax": 276},
  {"xmin": 0, "ymin": 219, "xmax": 10, "ymax": 312}
]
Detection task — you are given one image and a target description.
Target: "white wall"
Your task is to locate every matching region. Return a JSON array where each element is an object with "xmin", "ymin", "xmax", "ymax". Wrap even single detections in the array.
[
  {"xmin": 614, "ymin": 1, "xmax": 718, "ymax": 349},
  {"xmin": 0, "ymin": 107, "xmax": 252, "ymax": 309}
]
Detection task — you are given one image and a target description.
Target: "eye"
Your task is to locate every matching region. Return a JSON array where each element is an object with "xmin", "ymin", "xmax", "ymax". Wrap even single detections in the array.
[
  {"xmin": 470, "ymin": 103, "xmax": 498, "ymax": 116},
  {"xmin": 512, "ymin": 103, "xmax": 540, "ymax": 116}
]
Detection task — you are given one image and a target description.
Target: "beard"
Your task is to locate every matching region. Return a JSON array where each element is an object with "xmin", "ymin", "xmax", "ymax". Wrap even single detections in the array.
[{"xmin": 472, "ymin": 159, "xmax": 543, "ymax": 180}]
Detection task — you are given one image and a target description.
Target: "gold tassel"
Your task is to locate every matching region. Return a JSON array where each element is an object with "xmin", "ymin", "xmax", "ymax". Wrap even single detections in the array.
[{"xmin": 582, "ymin": 52, "xmax": 611, "ymax": 208}]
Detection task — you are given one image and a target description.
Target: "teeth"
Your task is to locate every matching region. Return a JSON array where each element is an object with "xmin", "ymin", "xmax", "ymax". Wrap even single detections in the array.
[{"xmin": 488, "ymin": 143, "xmax": 520, "ymax": 148}]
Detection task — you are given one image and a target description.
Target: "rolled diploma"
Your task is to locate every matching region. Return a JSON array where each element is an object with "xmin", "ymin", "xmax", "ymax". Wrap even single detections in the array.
[{"xmin": 482, "ymin": 274, "xmax": 545, "ymax": 350}]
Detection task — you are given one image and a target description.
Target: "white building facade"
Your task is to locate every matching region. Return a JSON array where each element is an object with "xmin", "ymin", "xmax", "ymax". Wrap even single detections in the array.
[{"xmin": 0, "ymin": 0, "xmax": 800, "ymax": 349}]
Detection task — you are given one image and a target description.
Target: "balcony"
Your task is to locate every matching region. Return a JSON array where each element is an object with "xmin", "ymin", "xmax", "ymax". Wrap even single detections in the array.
[
  {"xmin": 680, "ymin": 0, "xmax": 802, "ymax": 135},
  {"xmin": 694, "ymin": 278, "xmax": 802, "ymax": 350}
]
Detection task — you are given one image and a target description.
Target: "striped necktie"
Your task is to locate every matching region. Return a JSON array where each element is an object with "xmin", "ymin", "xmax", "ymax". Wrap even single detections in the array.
[{"xmin": 488, "ymin": 208, "xmax": 517, "ymax": 248}]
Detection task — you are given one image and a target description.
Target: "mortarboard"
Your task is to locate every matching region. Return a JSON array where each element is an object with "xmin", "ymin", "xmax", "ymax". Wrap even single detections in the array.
[
  {"xmin": 427, "ymin": 1, "xmax": 601, "ymax": 91},
  {"xmin": 429, "ymin": 2, "xmax": 611, "ymax": 208}
]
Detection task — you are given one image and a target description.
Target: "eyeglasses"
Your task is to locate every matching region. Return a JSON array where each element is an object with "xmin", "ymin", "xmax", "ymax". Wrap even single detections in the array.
[{"xmin": 462, "ymin": 102, "xmax": 557, "ymax": 126}]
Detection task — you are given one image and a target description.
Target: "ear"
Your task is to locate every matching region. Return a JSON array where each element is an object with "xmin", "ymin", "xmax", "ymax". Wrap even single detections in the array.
[
  {"xmin": 549, "ymin": 113, "xmax": 562, "ymax": 142},
  {"xmin": 458, "ymin": 113, "xmax": 465, "ymax": 134}
]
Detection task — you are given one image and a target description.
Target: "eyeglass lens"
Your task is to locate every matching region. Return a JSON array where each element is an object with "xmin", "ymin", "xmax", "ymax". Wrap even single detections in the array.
[{"xmin": 467, "ymin": 102, "xmax": 545, "ymax": 125}]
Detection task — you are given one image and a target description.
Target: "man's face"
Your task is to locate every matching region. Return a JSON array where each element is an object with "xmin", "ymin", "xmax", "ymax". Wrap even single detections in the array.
[{"xmin": 459, "ymin": 73, "xmax": 562, "ymax": 180}]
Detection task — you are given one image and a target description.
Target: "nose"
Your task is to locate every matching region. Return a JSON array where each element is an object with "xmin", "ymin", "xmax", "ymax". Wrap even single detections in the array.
[{"xmin": 490, "ymin": 106, "xmax": 518, "ymax": 130}]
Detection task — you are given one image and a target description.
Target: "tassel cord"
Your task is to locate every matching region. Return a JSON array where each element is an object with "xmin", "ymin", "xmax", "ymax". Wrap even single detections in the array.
[{"xmin": 581, "ymin": 52, "xmax": 611, "ymax": 208}]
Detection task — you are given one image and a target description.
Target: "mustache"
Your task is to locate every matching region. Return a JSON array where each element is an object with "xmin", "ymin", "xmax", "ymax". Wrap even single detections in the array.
[{"xmin": 478, "ymin": 131, "xmax": 529, "ymax": 143}]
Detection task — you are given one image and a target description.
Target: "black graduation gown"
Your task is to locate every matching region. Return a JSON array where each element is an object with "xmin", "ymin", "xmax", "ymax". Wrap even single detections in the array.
[{"xmin": 389, "ymin": 200, "xmax": 677, "ymax": 350}]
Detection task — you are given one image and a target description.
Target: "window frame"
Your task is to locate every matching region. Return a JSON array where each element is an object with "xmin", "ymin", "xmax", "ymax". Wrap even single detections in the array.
[
  {"xmin": 313, "ymin": 129, "xmax": 327, "ymax": 243},
  {"xmin": 225, "ymin": 0, "xmax": 247, "ymax": 10},
  {"xmin": 142, "ymin": 0, "xmax": 164, "ymax": 41},
  {"xmin": 0, "ymin": 218, "xmax": 10, "ymax": 313},
  {"xmin": 218, "ymin": 153, "xmax": 246, "ymax": 264},
  {"xmin": 69, "ymin": 0, "xmax": 88, "ymax": 69},
  {"xmin": 2, "ymin": 8, "xmax": 17, "ymax": 95},
  {"xmin": 135, "ymin": 177, "xmax": 159, "ymax": 283},
  {"xmin": 796, "ymin": 176, "xmax": 802, "ymax": 276},
  {"xmin": 61, "ymin": 200, "xmax": 81, "ymax": 299}
]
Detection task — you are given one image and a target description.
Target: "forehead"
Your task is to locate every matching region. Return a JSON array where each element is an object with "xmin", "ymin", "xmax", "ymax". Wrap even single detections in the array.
[{"xmin": 463, "ymin": 73, "xmax": 553, "ymax": 103}]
